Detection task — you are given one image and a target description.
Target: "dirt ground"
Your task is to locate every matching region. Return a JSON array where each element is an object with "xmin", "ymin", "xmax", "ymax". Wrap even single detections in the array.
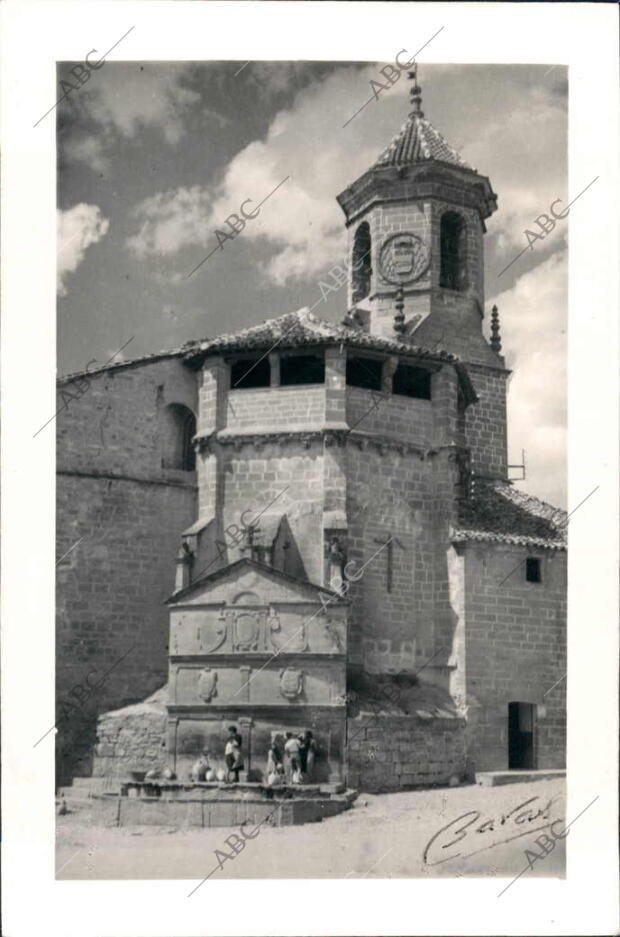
[{"xmin": 57, "ymin": 777, "xmax": 565, "ymax": 887}]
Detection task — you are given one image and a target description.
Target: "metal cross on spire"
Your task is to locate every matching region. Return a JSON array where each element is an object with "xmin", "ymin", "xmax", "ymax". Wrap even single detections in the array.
[{"xmin": 407, "ymin": 63, "xmax": 424, "ymax": 118}]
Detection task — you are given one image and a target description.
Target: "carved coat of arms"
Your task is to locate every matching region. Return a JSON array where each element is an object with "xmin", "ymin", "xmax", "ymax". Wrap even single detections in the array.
[
  {"xmin": 233, "ymin": 611, "xmax": 260, "ymax": 651},
  {"xmin": 269, "ymin": 607, "xmax": 307, "ymax": 653},
  {"xmin": 196, "ymin": 612, "xmax": 227, "ymax": 654},
  {"xmin": 197, "ymin": 668, "xmax": 218, "ymax": 702},
  {"xmin": 279, "ymin": 667, "xmax": 304, "ymax": 700}
]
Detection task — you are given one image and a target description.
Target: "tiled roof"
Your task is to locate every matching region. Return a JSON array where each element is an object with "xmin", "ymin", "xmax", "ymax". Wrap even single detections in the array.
[
  {"xmin": 57, "ymin": 309, "xmax": 456, "ymax": 385},
  {"xmin": 58, "ymin": 346, "xmax": 189, "ymax": 385},
  {"xmin": 183, "ymin": 308, "xmax": 456, "ymax": 365},
  {"xmin": 453, "ymin": 479, "xmax": 567, "ymax": 550},
  {"xmin": 372, "ymin": 114, "xmax": 470, "ymax": 171}
]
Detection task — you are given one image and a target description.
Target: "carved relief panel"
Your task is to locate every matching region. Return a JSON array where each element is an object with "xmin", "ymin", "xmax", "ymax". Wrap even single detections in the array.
[
  {"xmin": 279, "ymin": 667, "xmax": 304, "ymax": 700},
  {"xmin": 171, "ymin": 605, "xmax": 346, "ymax": 656},
  {"xmin": 197, "ymin": 668, "xmax": 218, "ymax": 702}
]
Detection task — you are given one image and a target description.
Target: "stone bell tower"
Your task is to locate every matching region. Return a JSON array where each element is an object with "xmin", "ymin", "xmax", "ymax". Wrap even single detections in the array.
[
  {"xmin": 337, "ymin": 65, "xmax": 499, "ymax": 370},
  {"xmin": 337, "ymin": 66, "xmax": 508, "ymax": 480}
]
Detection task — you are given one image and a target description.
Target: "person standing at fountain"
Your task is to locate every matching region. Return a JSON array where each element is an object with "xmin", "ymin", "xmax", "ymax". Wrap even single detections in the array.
[
  {"xmin": 299, "ymin": 730, "xmax": 317, "ymax": 780},
  {"xmin": 225, "ymin": 725, "xmax": 243, "ymax": 782},
  {"xmin": 284, "ymin": 732, "xmax": 302, "ymax": 783}
]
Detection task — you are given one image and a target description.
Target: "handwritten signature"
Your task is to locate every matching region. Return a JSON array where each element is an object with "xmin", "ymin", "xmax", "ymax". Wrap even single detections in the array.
[{"xmin": 423, "ymin": 794, "xmax": 562, "ymax": 868}]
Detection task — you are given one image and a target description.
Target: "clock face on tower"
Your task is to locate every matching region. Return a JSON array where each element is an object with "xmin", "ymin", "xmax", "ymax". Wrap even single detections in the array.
[{"xmin": 378, "ymin": 232, "xmax": 430, "ymax": 285}]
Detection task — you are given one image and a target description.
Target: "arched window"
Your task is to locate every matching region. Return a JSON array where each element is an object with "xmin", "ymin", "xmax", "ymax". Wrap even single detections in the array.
[
  {"xmin": 160, "ymin": 404, "xmax": 196, "ymax": 471},
  {"xmin": 440, "ymin": 212, "xmax": 467, "ymax": 291},
  {"xmin": 351, "ymin": 222, "xmax": 372, "ymax": 303}
]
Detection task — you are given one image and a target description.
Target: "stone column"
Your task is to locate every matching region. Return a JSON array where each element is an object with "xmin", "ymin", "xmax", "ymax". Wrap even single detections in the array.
[
  {"xmin": 268, "ymin": 351, "xmax": 280, "ymax": 387},
  {"xmin": 324, "ymin": 346, "xmax": 347, "ymax": 426}
]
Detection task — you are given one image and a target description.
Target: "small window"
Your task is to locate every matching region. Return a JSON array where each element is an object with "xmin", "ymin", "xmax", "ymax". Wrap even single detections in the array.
[
  {"xmin": 392, "ymin": 363, "xmax": 432, "ymax": 400},
  {"xmin": 351, "ymin": 222, "xmax": 372, "ymax": 303},
  {"xmin": 280, "ymin": 354, "xmax": 325, "ymax": 386},
  {"xmin": 230, "ymin": 356, "xmax": 271, "ymax": 389},
  {"xmin": 346, "ymin": 356, "xmax": 382, "ymax": 391},
  {"xmin": 440, "ymin": 211, "xmax": 467, "ymax": 292},
  {"xmin": 526, "ymin": 557, "xmax": 541, "ymax": 583},
  {"xmin": 160, "ymin": 404, "xmax": 196, "ymax": 471}
]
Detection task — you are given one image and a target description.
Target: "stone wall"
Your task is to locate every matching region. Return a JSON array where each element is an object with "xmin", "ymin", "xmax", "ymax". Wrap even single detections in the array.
[
  {"xmin": 464, "ymin": 364, "xmax": 509, "ymax": 479},
  {"xmin": 56, "ymin": 356, "xmax": 198, "ymax": 783},
  {"xmin": 460, "ymin": 541, "xmax": 567, "ymax": 771},
  {"xmin": 226, "ymin": 385, "xmax": 325, "ymax": 430},
  {"xmin": 345, "ymin": 385, "xmax": 434, "ymax": 445},
  {"xmin": 343, "ymin": 369, "xmax": 461, "ymax": 680},
  {"xmin": 347, "ymin": 712, "xmax": 466, "ymax": 792},
  {"xmin": 92, "ymin": 687, "xmax": 168, "ymax": 778}
]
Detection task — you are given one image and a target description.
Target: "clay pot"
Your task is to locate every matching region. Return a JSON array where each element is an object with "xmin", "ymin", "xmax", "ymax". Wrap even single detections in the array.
[
  {"xmin": 216, "ymin": 768, "xmax": 227, "ymax": 782},
  {"xmin": 145, "ymin": 768, "xmax": 161, "ymax": 780},
  {"xmin": 205, "ymin": 769, "xmax": 216, "ymax": 782},
  {"xmin": 191, "ymin": 759, "xmax": 208, "ymax": 781},
  {"xmin": 161, "ymin": 767, "xmax": 176, "ymax": 780}
]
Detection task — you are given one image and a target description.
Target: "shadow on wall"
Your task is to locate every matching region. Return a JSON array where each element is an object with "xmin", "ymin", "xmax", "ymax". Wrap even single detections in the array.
[
  {"xmin": 56, "ymin": 705, "xmax": 100, "ymax": 787},
  {"xmin": 346, "ymin": 670, "xmax": 460, "ymax": 718},
  {"xmin": 273, "ymin": 515, "xmax": 307, "ymax": 580}
]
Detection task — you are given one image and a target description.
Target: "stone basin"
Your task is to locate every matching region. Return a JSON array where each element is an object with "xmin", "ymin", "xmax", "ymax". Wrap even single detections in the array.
[{"xmin": 92, "ymin": 779, "xmax": 357, "ymax": 828}]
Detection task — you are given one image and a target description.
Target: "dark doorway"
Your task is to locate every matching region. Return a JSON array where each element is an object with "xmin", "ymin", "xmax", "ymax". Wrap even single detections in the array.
[{"xmin": 508, "ymin": 702, "xmax": 536, "ymax": 769}]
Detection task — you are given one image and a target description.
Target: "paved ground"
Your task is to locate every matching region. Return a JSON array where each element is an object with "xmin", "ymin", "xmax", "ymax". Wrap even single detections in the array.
[{"xmin": 57, "ymin": 777, "xmax": 565, "ymax": 887}]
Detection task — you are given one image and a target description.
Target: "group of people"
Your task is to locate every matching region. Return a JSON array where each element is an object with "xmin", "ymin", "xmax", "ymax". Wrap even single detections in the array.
[
  {"xmin": 267, "ymin": 730, "xmax": 317, "ymax": 786},
  {"xmin": 191, "ymin": 726, "xmax": 318, "ymax": 785}
]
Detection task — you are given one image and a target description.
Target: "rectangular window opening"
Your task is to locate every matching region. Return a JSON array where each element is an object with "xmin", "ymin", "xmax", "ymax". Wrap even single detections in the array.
[
  {"xmin": 280, "ymin": 353, "xmax": 325, "ymax": 386},
  {"xmin": 230, "ymin": 356, "xmax": 271, "ymax": 389},
  {"xmin": 525, "ymin": 557, "xmax": 541, "ymax": 583},
  {"xmin": 392, "ymin": 363, "xmax": 432, "ymax": 400},
  {"xmin": 346, "ymin": 356, "xmax": 383, "ymax": 391}
]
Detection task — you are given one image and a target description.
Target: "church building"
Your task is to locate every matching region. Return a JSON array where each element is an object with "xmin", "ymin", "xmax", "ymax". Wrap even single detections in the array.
[{"xmin": 56, "ymin": 70, "xmax": 567, "ymax": 792}]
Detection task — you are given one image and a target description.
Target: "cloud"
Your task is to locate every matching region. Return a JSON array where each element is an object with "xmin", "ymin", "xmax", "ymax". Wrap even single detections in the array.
[
  {"xmin": 127, "ymin": 186, "xmax": 212, "ymax": 258},
  {"xmin": 490, "ymin": 249, "xmax": 567, "ymax": 507},
  {"xmin": 62, "ymin": 64, "xmax": 221, "ymax": 171},
  {"xmin": 57, "ymin": 204, "xmax": 110, "ymax": 295},
  {"xmin": 465, "ymin": 82, "xmax": 568, "ymax": 258},
  {"xmin": 126, "ymin": 64, "xmax": 567, "ymax": 288},
  {"xmin": 78, "ymin": 63, "xmax": 202, "ymax": 143},
  {"xmin": 125, "ymin": 64, "xmax": 394, "ymax": 283},
  {"xmin": 65, "ymin": 134, "xmax": 109, "ymax": 174}
]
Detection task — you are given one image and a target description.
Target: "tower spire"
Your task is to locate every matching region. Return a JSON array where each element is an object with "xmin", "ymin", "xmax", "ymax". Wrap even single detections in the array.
[{"xmin": 407, "ymin": 63, "xmax": 424, "ymax": 118}]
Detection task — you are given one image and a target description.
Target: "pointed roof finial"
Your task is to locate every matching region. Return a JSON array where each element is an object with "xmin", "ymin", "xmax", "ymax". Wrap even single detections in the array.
[
  {"xmin": 490, "ymin": 304, "xmax": 502, "ymax": 353},
  {"xmin": 394, "ymin": 287, "xmax": 406, "ymax": 335},
  {"xmin": 407, "ymin": 63, "xmax": 424, "ymax": 118}
]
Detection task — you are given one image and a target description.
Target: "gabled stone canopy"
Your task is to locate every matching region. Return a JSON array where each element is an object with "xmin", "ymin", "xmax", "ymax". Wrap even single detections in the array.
[{"xmin": 166, "ymin": 555, "xmax": 344, "ymax": 607}]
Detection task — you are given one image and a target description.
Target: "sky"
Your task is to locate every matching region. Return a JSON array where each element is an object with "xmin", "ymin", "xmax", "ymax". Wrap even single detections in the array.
[{"xmin": 57, "ymin": 61, "xmax": 568, "ymax": 507}]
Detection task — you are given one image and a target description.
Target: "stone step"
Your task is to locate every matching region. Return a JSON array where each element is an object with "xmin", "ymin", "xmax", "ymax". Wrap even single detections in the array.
[
  {"xmin": 475, "ymin": 769, "xmax": 566, "ymax": 787},
  {"xmin": 60, "ymin": 777, "xmax": 121, "ymax": 798}
]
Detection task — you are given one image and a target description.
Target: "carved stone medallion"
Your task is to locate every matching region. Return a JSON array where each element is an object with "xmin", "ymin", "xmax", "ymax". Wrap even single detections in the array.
[{"xmin": 379, "ymin": 232, "xmax": 429, "ymax": 285}]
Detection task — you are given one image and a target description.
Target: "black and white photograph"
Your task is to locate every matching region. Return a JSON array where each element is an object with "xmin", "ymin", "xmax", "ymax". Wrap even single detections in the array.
[
  {"xmin": 2, "ymin": 2, "xmax": 618, "ymax": 935},
  {"xmin": 53, "ymin": 55, "xmax": 573, "ymax": 883}
]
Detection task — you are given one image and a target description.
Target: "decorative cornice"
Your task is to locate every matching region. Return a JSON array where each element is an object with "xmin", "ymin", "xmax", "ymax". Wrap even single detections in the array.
[
  {"xmin": 167, "ymin": 703, "xmax": 346, "ymax": 715},
  {"xmin": 170, "ymin": 652, "xmax": 345, "ymax": 664},
  {"xmin": 57, "ymin": 467, "xmax": 197, "ymax": 490},
  {"xmin": 194, "ymin": 428, "xmax": 468, "ymax": 461}
]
